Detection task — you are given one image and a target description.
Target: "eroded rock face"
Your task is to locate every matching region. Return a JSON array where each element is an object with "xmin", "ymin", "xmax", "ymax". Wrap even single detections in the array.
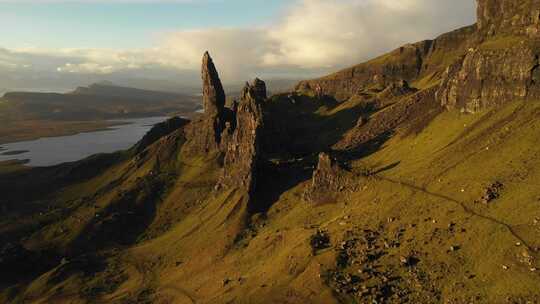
[
  {"xmin": 437, "ymin": 43, "xmax": 540, "ymax": 113},
  {"xmin": 477, "ymin": 0, "xmax": 540, "ymax": 38},
  {"xmin": 377, "ymin": 80, "xmax": 417, "ymax": 101},
  {"xmin": 436, "ymin": 0, "xmax": 540, "ymax": 112},
  {"xmin": 294, "ymin": 25, "xmax": 476, "ymax": 101},
  {"xmin": 304, "ymin": 153, "xmax": 345, "ymax": 204},
  {"xmin": 219, "ymin": 79, "xmax": 265, "ymax": 195},
  {"xmin": 295, "ymin": 42, "xmax": 430, "ymax": 101}
]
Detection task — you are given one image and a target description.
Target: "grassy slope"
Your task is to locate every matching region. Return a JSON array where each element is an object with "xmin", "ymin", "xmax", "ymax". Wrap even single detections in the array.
[
  {"xmin": 3, "ymin": 99, "xmax": 539, "ymax": 303},
  {"xmin": 2, "ymin": 30, "xmax": 540, "ymax": 303}
]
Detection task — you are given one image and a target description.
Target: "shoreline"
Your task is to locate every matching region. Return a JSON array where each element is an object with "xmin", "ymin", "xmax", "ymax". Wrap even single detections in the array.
[
  {"xmin": 0, "ymin": 120, "xmax": 127, "ymax": 145},
  {"xmin": 0, "ymin": 114, "xmax": 182, "ymax": 145}
]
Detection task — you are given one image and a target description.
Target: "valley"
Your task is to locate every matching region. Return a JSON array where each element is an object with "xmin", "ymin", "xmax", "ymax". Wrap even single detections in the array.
[
  {"xmin": 0, "ymin": 82, "xmax": 201, "ymax": 144},
  {"xmin": 1, "ymin": 0, "xmax": 540, "ymax": 303}
]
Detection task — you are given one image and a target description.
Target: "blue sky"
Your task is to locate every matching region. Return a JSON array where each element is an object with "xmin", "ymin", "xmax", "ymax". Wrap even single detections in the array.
[
  {"xmin": 0, "ymin": 0, "xmax": 476, "ymax": 92},
  {"xmin": 0, "ymin": 1, "xmax": 287, "ymax": 48}
]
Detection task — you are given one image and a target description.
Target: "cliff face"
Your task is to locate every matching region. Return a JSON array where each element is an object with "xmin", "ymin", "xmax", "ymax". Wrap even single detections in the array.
[
  {"xmin": 295, "ymin": 41, "xmax": 431, "ymax": 101},
  {"xmin": 437, "ymin": 42, "xmax": 540, "ymax": 112},
  {"xmin": 437, "ymin": 0, "xmax": 540, "ymax": 112},
  {"xmin": 295, "ymin": 25, "xmax": 476, "ymax": 101},
  {"xmin": 298, "ymin": 0, "xmax": 540, "ymax": 113},
  {"xmin": 477, "ymin": 0, "xmax": 540, "ymax": 37},
  {"xmin": 219, "ymin": 80, "xmax": 266, "ymax": 195}
]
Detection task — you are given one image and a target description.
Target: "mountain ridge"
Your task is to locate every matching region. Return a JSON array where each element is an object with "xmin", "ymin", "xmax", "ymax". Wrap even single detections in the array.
[{"xmin": 1, "ymin": 0, "xmax": 540, "ymax": 303}]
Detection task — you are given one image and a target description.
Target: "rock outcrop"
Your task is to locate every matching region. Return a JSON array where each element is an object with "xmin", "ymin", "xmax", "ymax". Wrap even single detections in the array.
[
  {"xmin": 201, "ymin": 51, "xmax": 226, "ymax": 116},
  {"xmin": 436, "ymin": 44, "xmax": 540, "ymax": 112},
  {"xmin": 184, "ymin": 52, "xmax": 229, "ymax": 153},
  {"xmin": 218, "ymin": 79, "xmax": 265, "ymax": 195},
  {"xmin": 304, "ymin": 153, "xmax": 346, "ymax": 204},
  {"xmin": 376, "ymin": 80, "xmax": 417, "ymax": 101},
  {"xmin": 336, "ymin": 87, "xmax": 439, "ymax": 150},
  {"xmin": 437, "ymin": 0, "xmax": 540, "ymax": 112},
  {"xmin": 134, "ymin": 116, "xmax": 189, "ymax": 154},
  {"xmin": 477, "ymin": 0, "xmax": 540, "ymax": 38},
  {"xmin": 295, "ymin": 25, "xmax": 476, "ymax": 101},
  {"xmin": 184, "ymin": 52, "xmax": 265, "ymax": 197}
]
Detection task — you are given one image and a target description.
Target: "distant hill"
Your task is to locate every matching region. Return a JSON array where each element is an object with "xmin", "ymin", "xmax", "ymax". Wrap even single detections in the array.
[
  {"xmin": 70, "ymin": 82, "xmax": 189, "ymax": 102},
  {"xmin": 0, "ymin": 83, "xmax": 202, "ymax": 121}
]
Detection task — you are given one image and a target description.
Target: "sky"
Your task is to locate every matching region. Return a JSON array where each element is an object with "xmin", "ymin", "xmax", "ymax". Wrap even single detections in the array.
[{"xmin": 0, "ymin": 0, "xmax": 477, "ymax": 93}]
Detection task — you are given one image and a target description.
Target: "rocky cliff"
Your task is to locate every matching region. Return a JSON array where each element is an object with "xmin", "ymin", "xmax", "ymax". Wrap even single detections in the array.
[
  {"xmin": 184, "ymin": 52, "xmax": 265, "ymax": 197},
  {"xmin": 218, "ymin": 80, "xmax": 266, "ymax": 195},
  {"xmin": 477, "ymin": 0, "xmax": 540, "ymax": 37},
  {"xmin": 295, "ymin": 25, "xmax": 476, "ymax": 101},
  {"xmin": 436, "ymin": 41, "xmax": 540, "ymax": 112},
  {"xmin": 298, "ymin": 0, "xmax": 540, "ymax": 114}
]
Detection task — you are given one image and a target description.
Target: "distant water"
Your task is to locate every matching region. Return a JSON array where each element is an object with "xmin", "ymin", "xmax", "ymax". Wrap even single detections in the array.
[{"xmin": 0, "ymin": 116, "xmax": 168, "ymax": 167}]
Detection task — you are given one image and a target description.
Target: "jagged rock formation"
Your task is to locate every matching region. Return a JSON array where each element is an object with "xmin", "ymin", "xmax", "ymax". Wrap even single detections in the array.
[
  {"xmin": 304, "ymin": 152, "xmax": 346, "ymax": 204},
  {"xmin": 184, "ymin": 52, "xmax": 229, "ymax": 153},
  {"xmin": 436, "ymin": 44, "xmax": 540, "ymax": 112},
  {"xmin": 336, "ymin": 87, "xmax": 440, "ymax": 150},
  {"xmin": 201, "ymin": 51, "xmax": 226, "ymax": 116},
  {"xmin": 184, "ymin": 52, "xmax": 265, "ymax": 196},
  {"xmin": 295, "ymin": 25, "xmax": 476, "ymax": 101},
  {"xmin": 477, "ymin": 0, "xmax": 540, "ymax": 37},
  {"xmin": 218, "ymin": 79, "xmax": 266, "ymax": 195},
  {"xmin": 437, "ymin": 0, "xmax": 540, "ymax": 112},
  {"xmin": 295, "ymin": 42, "xmax": 430, "ymax": 101},
  {"xmin": 298, "ymin": 0, "xmax": 540, "ymax": 115}
]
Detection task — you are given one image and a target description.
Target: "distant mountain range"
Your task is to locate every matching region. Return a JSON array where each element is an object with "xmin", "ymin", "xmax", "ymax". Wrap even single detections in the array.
[{"xmin": 0, "ymin": 82, "xmax": 202, "ymax": 122}]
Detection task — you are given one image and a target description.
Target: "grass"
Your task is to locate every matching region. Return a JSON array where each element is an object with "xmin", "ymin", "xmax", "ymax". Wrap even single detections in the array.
[
  {"xmin": 0, "ymin": 120, "xmax": 125, "ymax": 144},
  {"xmin": 9, "ymin": 101, "xmax": 540, "ymax": 303}
]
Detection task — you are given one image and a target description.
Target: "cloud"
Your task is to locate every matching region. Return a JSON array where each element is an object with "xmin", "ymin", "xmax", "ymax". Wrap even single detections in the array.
[
  {"xmin": 0, "ymin": 0, "xmax": 476, "ymax": 89},
  {"xmin": 156, "ymin": 0, "xmax": 476, "ymax": 79}
]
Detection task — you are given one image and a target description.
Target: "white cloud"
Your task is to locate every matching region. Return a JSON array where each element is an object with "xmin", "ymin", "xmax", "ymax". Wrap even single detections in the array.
[
  {"xmin": 155, "ymin": 0, "xmax": 476, "ymax": 79},
  {"xmin": 0, "ymin": 0, "xmax": 476, "ymax": 87}
]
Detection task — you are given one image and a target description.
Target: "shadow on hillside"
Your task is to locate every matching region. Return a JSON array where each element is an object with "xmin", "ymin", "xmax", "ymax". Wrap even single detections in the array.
[
  {"xmin": 373, "ymin": 161, "xmax": 401, "ymax": 174},
  {"xmin": 252, "ymin": 93, "xmax": 389, "ymax": 214},
  {"xmin": 340, "ymin": 131, "xmax": 394, "ymax": 162},
  {"xmin": 68, "ymin": 173, "xmax": 167, "ymax": 255},
  {"xmin": 250, "ymin": 157, "xmax": 315, "ymax": 214},
  {"xmin": 261, "ymin": 93, "xmax": 374, "ymax": 156}
]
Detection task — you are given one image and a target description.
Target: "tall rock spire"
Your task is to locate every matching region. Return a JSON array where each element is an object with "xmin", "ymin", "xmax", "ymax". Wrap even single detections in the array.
[
  {"xmin": 184, "ymin": 52, "xmax": 228, "ymax": 154},
  {"xmin": 202, "ymin": 51, "xmax": 226, "ymax": 116},
  {"xmin": 218, "ymin": 79, "xmax": 266, "ymax": 197}
]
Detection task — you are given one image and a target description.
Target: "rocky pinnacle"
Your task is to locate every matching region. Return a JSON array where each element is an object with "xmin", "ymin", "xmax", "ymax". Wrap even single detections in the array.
[{"xmin": 202, "ymin": 51, "xmax": 226, "ymax": 116}]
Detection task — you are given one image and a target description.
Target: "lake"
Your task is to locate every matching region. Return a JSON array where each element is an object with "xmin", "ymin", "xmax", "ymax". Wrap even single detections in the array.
[{"xmin": 0, "ymin": 116, "xmax": 168, "ymax": 167}]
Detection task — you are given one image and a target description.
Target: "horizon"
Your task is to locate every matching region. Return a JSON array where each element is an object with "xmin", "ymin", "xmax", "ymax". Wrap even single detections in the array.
[{"xmin": 0, "ymin": 0, "xmax": 476, "ymax": 93}]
